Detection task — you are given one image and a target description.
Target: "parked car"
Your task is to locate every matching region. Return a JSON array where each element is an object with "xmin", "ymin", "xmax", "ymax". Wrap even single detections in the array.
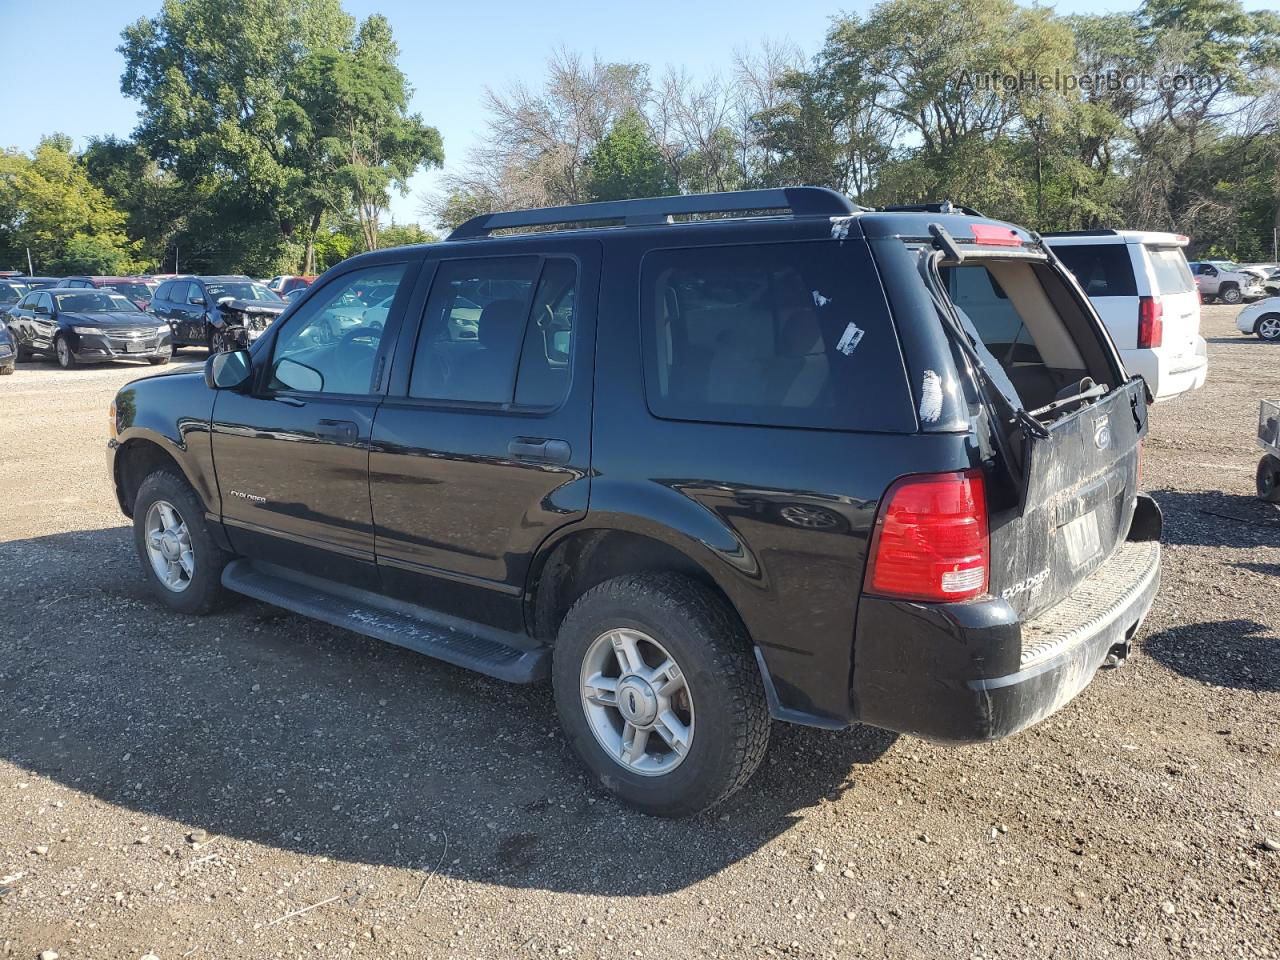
[
  {"xmin": 108, "ymin": 188, "xmax": 1162, "ymax": 816},
  {"xmin": 62, "ymin": 275, "xmax": 160, "ymax": 310},
  {"xmin": 1188, "ymin": 260, "xmax": 1266, "ymax": 304},
  {"xmin": 0, "ymin": 279, "xmax": 28, "ymax": 316},
  {"xmin": 1044, "ymin": 230, "xmax": 1207, "ymax": 402},
  {"xmin": 0, "ymin": 311, "xmax": 15, "ymax": 374},
  {"xmin": 7, "ymin": 287, "xmax": 172, "ymax": 368},
  {"xmin": 1241, "ymin": 264, "xmax": 1280, "ymax": 295},
  {"xmin": 1233, "ymin": 296, "xmax": 1280, "ymax": 340},
  {"xmin": 279, "ymin": 275, "xmax": 316, "ymax": 295},
  {"xmin": 10, "ymin": 276, "xmax": 62, "ymax": 291},
  {"xmin": 150, "ymin": 276, "xmax": 286, "ymax": 352}
]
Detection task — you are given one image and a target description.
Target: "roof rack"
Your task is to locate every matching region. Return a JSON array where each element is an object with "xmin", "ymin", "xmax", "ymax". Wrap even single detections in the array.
[
  {"xmin": 877, "ymin": 202, "xmax": 986, "ymax": 217},
  {"xmin": 447, "ymin": 187, "xmax": 860, "ymax": 240}
]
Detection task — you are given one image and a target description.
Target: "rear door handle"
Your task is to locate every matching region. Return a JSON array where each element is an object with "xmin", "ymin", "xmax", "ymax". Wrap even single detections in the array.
[
  {"xmin": 316, "ymin": 419, "xmax": 358, "ymax": 443},
  {"xmin": 508, "ymin": 437, "xmax": 571, "ymax": 464}
]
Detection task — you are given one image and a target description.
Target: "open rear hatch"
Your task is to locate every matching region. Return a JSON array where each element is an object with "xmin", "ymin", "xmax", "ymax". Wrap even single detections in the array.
[{"xmin": 921, "ymin": 226, "xmax": 1149, "ymax": 620}]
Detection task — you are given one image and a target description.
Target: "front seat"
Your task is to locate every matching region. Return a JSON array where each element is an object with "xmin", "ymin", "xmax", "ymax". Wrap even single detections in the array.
[{"xmin": 447, "ymin": 299, "xmax": 528, "ymax": 402}]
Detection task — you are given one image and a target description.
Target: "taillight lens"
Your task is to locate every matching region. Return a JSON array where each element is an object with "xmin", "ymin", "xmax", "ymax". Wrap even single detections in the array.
[
  {"xmin": 865, "ymin": 470, "xmax": 989, "ymax": 602},
  {"xmin": 1138, "ymin": 296, "xmax": 1163, "ymax": 348}
]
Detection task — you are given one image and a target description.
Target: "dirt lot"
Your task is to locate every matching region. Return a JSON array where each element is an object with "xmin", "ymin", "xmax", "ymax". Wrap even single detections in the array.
[{"xmin": 1, "ymin": 305, "xmax": 1277, "ymax": 960}]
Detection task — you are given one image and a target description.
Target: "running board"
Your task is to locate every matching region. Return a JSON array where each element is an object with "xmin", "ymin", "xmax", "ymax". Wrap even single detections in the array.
[{"xmin": 220, "ymin": 559, "xmax": 549, "ymax": 683}]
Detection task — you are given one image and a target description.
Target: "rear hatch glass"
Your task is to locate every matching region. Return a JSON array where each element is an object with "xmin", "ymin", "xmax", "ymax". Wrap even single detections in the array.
[
  {"xmin": 1143, "ymin": 245, "xmax": 1200, "ymax": 361},
  {"xmin": 933, "ymin": 255, "xmax": 1147, "ymax": 620}
]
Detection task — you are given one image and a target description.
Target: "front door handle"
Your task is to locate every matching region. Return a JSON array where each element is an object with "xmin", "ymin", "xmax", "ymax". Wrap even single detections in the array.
[
  {"xmin": 316, "ymin": 419, "xmax": 358, "ymax": 443},
  {"xmin": 508, "ymin": 437, "xmax": 571, "ymax": 464}
]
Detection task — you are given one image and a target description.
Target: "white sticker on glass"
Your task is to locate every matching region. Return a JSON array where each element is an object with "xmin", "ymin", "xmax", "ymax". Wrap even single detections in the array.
[{"xmin": 835, "ymin": 322, "xmax": 864, "ymax": 356}]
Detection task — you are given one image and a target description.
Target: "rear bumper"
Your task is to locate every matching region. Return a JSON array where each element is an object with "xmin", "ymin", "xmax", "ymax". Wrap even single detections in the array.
[
  {"xmin": 851, "ymin": 498, "xmax": 1162, "ymax": 743},
  {"xmin": 1122, "ymin": 342, "xmax": 1207, "ymax": 402}
]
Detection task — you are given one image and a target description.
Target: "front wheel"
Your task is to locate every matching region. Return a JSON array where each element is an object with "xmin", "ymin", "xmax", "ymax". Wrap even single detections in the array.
[
  {"xmin": 552, "ymin": 573, "xmax": 770, "ymax": 817},
  {"xmin": 54, "ymin": 335, "xmax": 76, "ymax": 369},
  {"xmin": 133, "ymin": 469, "xmax": 233, "ymax": 614},
  {"xmin": 207, "ymin": 325, "xmax": 230, "ymax": 354},
  {"xmin": 1255, "ymin": 314, "xmax": 1280, "ymax": 341},
  {"xmin": 0, "ymin": 361, "xmax": 13, "ymax": 376},
  {"xmin": 148, "ymin": 356, "xmax": 170, "ymax": 366},
  {"xmin": 1220, "ymin": 284, "xmax": 1243, "ymax": 305}
]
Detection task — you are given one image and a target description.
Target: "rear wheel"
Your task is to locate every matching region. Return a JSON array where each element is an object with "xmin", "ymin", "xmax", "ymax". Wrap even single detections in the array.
[
  {"xmin": 1220, "ymin": 284, "xmax": 1243, "ymax": 305},
  {"xmin": 133, "ymin": 469, "xmax": 233, "ymax": 614},
  {"xmin": 552, "ymin": 572, "xmax": 770, "ymax": 817},
  {"xmin": 54, "ymin": 335, "xmax": 76, "ymax": 369},
  {"xmin": 1255, "ymin": 314, "xmax": 1280, "ymax": 341},
  {"xmin": 1257, "ymin": 455, "xmax": 1280, "ymax": 503}
]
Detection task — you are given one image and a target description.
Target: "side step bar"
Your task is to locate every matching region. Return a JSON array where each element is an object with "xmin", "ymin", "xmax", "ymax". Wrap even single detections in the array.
[{"xmin": 221, "ymin": 559, "xmax": 549, "ymax": 683}]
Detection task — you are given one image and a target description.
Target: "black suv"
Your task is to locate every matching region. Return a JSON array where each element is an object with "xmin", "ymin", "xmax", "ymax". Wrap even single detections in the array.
[
  {"xmin": 107, "ymin": 189, "xmax": 1162, "ymax": 816},
  {"xmin": 150, "ymin": 275, "xmax": 286, "ymax": 352}
]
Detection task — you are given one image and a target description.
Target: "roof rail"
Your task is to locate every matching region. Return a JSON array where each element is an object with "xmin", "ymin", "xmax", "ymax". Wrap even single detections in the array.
[
  {"xmin": 878, "ymin": 202, "xmax": 986, "ymax": 217},
  {"xmin": 447, "ymin": 187, "xmax": 859, "ymax": 240}
]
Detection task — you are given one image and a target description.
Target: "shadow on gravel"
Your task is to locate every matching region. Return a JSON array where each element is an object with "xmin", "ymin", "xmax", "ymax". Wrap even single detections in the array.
[
  {"xmin": 1142, "ymin": 619, "xmax": 1280, "ymax": 692},
  {"xmin": 1148, "ymin": 488, "xmax": 1280, "ymax": 548},
  {"xmin": 0, "ymin": 526, "xmax": 897, "ymax": 895}
]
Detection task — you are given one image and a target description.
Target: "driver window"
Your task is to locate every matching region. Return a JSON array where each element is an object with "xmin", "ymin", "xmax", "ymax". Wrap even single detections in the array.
[{"xmin": 268, "ymin": 263, "xmax": 407, "ymax": 395}]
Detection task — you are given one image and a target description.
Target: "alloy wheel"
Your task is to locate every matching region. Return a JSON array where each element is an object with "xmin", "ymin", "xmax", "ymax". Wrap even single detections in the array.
[
  {"xmin": 579, "ymin": 628, "xmax": 694, "ymax": 776},
  {"xmin": 144, "ymin": 499, "xmax": 195, "ymax": 592},
  {"xmin": 1258, "ymin": 316, "xmax": 1280, "ymax": 341}
]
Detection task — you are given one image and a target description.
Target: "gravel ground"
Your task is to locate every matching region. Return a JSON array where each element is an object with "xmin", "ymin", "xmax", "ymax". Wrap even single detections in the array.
[{"xmin": 1, "ymin": 308, "xmax": 1277, "ymax": 960}]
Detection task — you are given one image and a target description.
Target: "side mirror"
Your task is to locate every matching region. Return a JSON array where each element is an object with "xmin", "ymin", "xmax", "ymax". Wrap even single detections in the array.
[
  {"xmin": 204, "ymin": 349, "xmax": 252, "ymax": 390},
  {"xmin": 273, "ymin": 357, "xmax": 324, "ymax": 392},
  {"xmin": 190, "ymin": 295, "xmax": 206, "ymax": 306},
  {"xmin": 34, "ymin": 305, "xmax": 50, "ymax": 315}
]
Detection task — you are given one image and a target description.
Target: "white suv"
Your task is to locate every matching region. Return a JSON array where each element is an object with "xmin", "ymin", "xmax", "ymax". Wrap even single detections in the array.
[{"xmin": 1045, "ymin": 230, "xmax": 1207, "ymax": 402}]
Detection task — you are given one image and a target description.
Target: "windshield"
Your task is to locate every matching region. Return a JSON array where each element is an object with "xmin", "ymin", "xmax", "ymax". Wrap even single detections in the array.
[
  {"xmin": 108, "ymin": 282, "xmax": 158, "ymax": 300},
  {"xmin": 53, "ymin": 292, "xmax": 141, "ymax": 313},
  {"xmin": 205, "ymin": 282, "xmax": 280, "ymax": 302},
  {"xmin": 0, "ymin": 284, "xmax": 26, "ymax": 303}
]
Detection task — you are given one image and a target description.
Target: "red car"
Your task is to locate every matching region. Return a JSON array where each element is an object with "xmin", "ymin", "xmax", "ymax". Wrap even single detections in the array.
[
  {"xmin": 62, "ymin": 276, "xmax": 160, "ymax": 311},
  {"xmin": 278, "ymin": 275, "xmax": 316, "ymax": 296}
]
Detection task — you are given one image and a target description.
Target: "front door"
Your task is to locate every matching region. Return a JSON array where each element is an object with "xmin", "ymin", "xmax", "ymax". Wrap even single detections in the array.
[
  {"xmin": 370, "ymin": 242, "xmax": 600, "ymax": 630},
  {"xmin": 211, "ymin": 259, "xmax": 419, "ymax": 588}
]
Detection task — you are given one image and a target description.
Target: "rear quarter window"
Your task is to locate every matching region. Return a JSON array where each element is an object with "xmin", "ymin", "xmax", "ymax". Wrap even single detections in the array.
[
  {"xmin": 640, "ymin": 240, "xmax": 914, "ymax": 432},
  {"xmin": 1145, "ymin": 247, "xmax": 1195, "ymax": 294},
  {"xmin": 1050, "ymin": 243, "xmax": 1138, "ymax": 297}
]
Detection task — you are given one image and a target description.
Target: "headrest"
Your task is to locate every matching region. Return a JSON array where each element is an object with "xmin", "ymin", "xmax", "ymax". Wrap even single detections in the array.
[
  {"xmin": 476, "ymin": 299, "xmax": 528, "ymax": 347},
  {"xmin": 778, "ymin": 307, "xmax": 824, "ymax": 357}
]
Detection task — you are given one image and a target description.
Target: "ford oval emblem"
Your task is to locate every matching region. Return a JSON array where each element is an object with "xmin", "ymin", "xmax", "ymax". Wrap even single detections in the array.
[{"xmin": 1094, "ymin": 418, "xmax": 1111, "ymax": 450}]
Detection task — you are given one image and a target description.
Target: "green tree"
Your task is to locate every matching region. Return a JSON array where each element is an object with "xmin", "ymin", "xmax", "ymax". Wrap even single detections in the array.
[
  {"xmin": 0, "ymin": 136, "xmax": 138, "ymax": 273},
  {"xmin": 583, "ymin": 110, "xmax": 676, "ymax": 201},
  {"xmin": 293, "ymin": 15, "xmax": 444, "ymax": 257}
]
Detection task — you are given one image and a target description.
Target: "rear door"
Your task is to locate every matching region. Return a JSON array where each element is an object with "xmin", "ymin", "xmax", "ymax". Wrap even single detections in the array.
[
  {"xmin": 937, "ymin": 256, "xmax": 1146, "ymax": 620},
  {"xmin": 1141, "ymin": 243, "xmax": 1200, "ymax": 364},
  {"xmin": 369, "ymin": 241, "xmax": 600, "ymax": 630}
]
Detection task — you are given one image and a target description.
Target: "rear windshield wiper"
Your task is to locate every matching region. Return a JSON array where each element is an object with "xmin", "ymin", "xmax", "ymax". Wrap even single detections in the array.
[
  {"xmin": 920, "ymin": 248, "xmax": 1050, "ymax": 441},
  {"xmin": 1026, "ymin": 381, "xmax": 1108, "ymax": 420}
]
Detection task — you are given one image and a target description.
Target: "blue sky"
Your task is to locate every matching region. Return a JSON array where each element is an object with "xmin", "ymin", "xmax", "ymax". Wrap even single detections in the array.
[{"xmin": 1, "ymin": 0, "xmax": 1267, "ymax": 228}]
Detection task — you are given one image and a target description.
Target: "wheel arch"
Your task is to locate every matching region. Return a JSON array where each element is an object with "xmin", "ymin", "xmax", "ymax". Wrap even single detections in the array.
[
  {"xmin": 112, "ymin": 434, "xmax": 207, "ymax": 519},
  {"xmin": 525, "ymin": 520, "xmax": 754, "ymax": 649}
]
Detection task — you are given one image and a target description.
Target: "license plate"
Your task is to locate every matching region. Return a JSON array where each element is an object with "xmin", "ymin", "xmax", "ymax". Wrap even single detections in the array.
[
  {"xmin": 1062, "ymin": 510, "xmax": 1101, "ymax": 570},
  {"xmin": 125, "ymin": 341, "xmax": 145, "ymax": 353}
]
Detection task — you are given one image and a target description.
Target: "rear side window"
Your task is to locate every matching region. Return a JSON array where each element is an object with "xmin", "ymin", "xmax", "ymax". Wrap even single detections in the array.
[
  {"xmin": 1145, "ymin": 247, "xmax": 1195, "ymax": 294},
  {"xmin": 1051, "ymin": 244, "xmax": 1137, "ymax": 297},
  {"xmin": 640, "ymin": 241, "xmax": 912, "ymax": 431},
  {"xmin": 410, "ymin": 256, "xmax": 578, "ymax": 407}
]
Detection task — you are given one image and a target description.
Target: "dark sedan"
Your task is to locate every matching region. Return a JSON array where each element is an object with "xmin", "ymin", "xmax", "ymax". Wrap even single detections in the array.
[
  {"xmin": 0, "ymin": 314, "xmax": 14, "ymax": 374},
  {"xmin": 6, "ymin": 288, "xmax": 173, "ymax": 369}
]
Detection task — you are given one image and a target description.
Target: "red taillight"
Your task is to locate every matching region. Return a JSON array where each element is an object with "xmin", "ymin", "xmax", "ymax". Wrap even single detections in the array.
[
  {"xmin": 1138, "ymin": 296, "xmax": 1163, "ymax": 348},
  {"xmin": 865, "ymin": 470, "xmax": 989, "ymax": 603}
]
